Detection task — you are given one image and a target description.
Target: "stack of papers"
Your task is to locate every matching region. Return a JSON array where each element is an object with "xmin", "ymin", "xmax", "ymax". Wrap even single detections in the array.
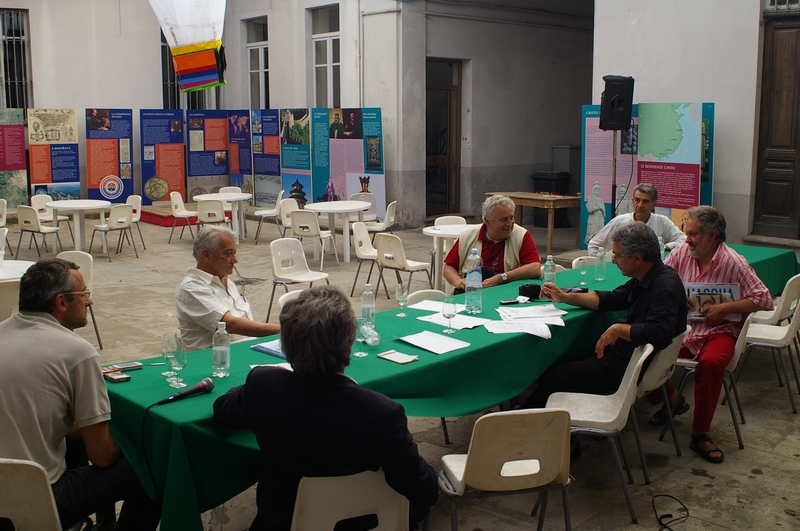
[
  {"xmin": 418, "ymin": 312, "xmax": 491, "ymax": 330},
  {"xmin": 485, "ymin": 303, "xmax": 568, "ymax": 339},
  {"xmin": 407, "ymin": 300, "xmax": 466, "ymax": 313}
]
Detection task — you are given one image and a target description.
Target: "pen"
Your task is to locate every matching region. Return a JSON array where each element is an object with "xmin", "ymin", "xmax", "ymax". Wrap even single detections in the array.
[{"xmin": 150, "ymin": 362, "xmax": 166, "ymax": 366}]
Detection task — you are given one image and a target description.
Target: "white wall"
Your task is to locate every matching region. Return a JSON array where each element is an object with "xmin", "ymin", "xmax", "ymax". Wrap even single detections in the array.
[{"xmin": 592, "ymin": 0, "xmax": 763, "ymax": 242}]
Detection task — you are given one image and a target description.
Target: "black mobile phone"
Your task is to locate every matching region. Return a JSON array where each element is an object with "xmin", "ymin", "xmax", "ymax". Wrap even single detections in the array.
[
  {"xmin": 562, "ymin": 286, "xmax": 589, "ymax": 294},
  {"xmin": 500, "ymin": 299, "xmax": 520, "ymax": 305}
]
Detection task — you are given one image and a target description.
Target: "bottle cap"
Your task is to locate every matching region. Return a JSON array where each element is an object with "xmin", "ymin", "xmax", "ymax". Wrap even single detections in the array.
[{"xmin": 217, "ymin": 322, "xmax": 226, "ymax": 330}]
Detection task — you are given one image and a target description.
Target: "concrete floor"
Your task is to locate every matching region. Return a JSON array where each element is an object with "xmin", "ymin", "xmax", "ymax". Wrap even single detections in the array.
[{"xmin": 6, "ymin": 211, "xmax": 800, "ymax": 530}]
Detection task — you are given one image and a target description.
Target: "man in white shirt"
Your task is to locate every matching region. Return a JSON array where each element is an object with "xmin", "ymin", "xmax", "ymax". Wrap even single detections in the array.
[
  {"xmin": 588, "ymin": 183, "xmax": 685, "ymax": 256},
  {"xmin": 176, "ymin": 226, "xmax": 280, "ymax": 350}
]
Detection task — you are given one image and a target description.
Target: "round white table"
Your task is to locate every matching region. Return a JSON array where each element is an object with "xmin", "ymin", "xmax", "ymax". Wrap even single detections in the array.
[
  {"xmin": 422, "ymin": 224, "xmax": 480, "ymax": 290},
  {"xmin": 0, "ymin": 259, "xmax": 36, "ymax": 281},
  {"xmin": 305, "ymin": 200, "xmax": 372, "ymax": 262},
  {"xmin": 193, "ymin": 192, "xmax": 252, "ymax": 243},
  {"xmin": 46, "ymin": 200, "xmax": 111, "ymax": 252}
]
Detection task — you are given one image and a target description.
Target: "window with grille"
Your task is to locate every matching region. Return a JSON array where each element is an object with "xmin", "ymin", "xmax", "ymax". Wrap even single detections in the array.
[
  {"xmin": 311, "ymin": 5, "xmax": 340, "ymax": 108},
  {"xmin": 0, "ymin": 9, "xmax": 32, "ymax": 110},
  {"xmin": 247, "ymin": 17, "xmax": 270, "ymax": 110}
]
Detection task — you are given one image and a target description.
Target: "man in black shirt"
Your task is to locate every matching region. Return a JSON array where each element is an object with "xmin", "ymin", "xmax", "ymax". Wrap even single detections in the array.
[{"xmin": 524, "ymin": 222, "xmax": 686, "ymax": 408}]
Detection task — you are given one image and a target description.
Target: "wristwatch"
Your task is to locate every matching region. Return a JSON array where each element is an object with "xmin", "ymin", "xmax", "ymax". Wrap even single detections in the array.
[{"xmin": 501, "ymin": 273, "xmax": 508, "ymax": 283}]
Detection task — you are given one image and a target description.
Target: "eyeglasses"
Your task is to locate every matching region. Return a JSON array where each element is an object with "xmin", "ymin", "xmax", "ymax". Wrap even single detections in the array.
[
  {"xmin": 610, "ymin": 252, "xmax": 628, "ymax": 263},
  {"xmin": 63, "ymin": 290, "xmax": 91, "ymax": 299}
]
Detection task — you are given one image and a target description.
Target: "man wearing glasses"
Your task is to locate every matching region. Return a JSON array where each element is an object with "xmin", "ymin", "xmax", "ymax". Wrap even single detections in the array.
[
  {"xmin": 0, "ymin": 258, "xmax": 160, "ymax": 530},
  {"xmin": 523, "ymin": 222, "xmax": 686, "ymax": 408}
]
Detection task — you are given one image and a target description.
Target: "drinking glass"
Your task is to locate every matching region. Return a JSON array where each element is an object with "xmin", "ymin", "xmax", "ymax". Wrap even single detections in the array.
[
  {"xmin": 578, "ymin": 257, "xmax": 589, "ymax": 286},
  {"xmin": 161, "ymin": 333, "xmax": 177, "ymax": 380},
  {"xmin": 396, "ymin": 282, "xmax": 409, "ymax": 317},
  {"xmin": 353, "ymin": 317, "xmax": 369, "ymax": 358},
  {"xmin": 442, "ymin": 297, "xmax": 457, "ymax": 334},
  {"xmin": 168, "ymin": 339, "xmax": 188, "ymax": 388}
]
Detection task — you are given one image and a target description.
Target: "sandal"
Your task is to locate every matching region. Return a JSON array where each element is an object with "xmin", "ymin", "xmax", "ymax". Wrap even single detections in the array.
[
  {"xmin": 690, "ymin": 433, "xmax": 724, "ymax": 464},
  {"xmin": 648, "ymin": 394, "xmax": 690, "ymax": 426}
]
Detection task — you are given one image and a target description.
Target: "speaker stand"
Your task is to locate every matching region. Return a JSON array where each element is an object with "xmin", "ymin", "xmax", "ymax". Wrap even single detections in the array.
[{"xmin": 611, "ymin": 130, "xmax": 618, "ymax": 218}]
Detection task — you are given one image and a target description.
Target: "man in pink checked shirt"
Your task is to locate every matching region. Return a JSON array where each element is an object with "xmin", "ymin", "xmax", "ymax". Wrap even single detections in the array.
[{"xmin": 651, "ymin": 206, "xmax": 772, "ymax": 464}]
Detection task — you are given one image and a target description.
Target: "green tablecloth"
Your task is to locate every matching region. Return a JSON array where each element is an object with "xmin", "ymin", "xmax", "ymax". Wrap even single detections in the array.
[{"xmin": 106, "ymin": 243, "xmax": 798, "ymax": 531}]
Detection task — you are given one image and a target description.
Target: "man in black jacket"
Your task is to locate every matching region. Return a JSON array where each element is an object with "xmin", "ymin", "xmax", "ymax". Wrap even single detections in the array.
[{"xmin": 213, "ymin": 285, "xmax": 437, "ymax": 530}]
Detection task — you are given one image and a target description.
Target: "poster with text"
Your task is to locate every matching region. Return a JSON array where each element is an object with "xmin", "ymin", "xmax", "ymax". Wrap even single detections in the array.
[
  {"xmin": 187, "ymin": 110, "xmax": 229, "ymax": 200},
  {"xmin": 311, "ymin": 108, "xmax": 334, "ymax": 202},
  {"xmin": 140, "ymin": 109, "xmax": 185, "ymax": 205},
  {"xmin": 227, "ymin": 110, "xmax": 253, "ymax": 195},
  {"xmin": 27, "ymin": 108, "xmax": 80, "ymax": 199},
  {"xmin": 580, "ymin": 103, "xmax": 714, "ymax": 249},
  {"xmin": 252, "ymin": 109, "xmax": 282, "ymax": 207},
  {"xmin": 85, "ymin": 108, "xmax": 132, "ymax": 202},
  {"xmin": 0, "ymin": 108, "xmax": 29, "ymax": 209}
]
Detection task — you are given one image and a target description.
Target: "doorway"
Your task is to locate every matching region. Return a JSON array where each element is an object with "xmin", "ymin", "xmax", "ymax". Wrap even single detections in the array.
[
  {"xmin": 753, "ymin": 16, "xmax": 800, "ymax": 239},
  {"xmin": 425, "ymin": 60, "xmax": 461, "ymax": 216}
]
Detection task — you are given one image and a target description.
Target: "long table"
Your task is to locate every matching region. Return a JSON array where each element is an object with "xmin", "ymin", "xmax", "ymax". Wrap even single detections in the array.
[{"xmin": 106, "ymin": 244, "xmax": 798, "ymax": 530}]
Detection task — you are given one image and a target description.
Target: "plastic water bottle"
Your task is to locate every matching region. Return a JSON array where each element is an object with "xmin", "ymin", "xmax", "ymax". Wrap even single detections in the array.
[
  {"xmin": 658, "ymin": 236, "xmax": 665, "ymax": 261},
  {"xmin": 212, "ymin": 322, "xmax": 230, "ymax": 378},
  {"xmin": 595, "ymin": 251, "xmax": 607, "ymax": 281},
  {"xmin": 361, "ymin": 283, "xmax": 376, "ymax": 327},
  {"xmin": 543, "ymin": 255, "xmax": 556, "ymax": 285},
  {"xmin": 465, "ymin": 248, "xmax": 483, "ymax": 315}
]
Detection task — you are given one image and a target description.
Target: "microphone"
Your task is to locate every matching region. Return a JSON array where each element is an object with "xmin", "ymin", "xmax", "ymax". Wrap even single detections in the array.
[{"xmin": 157, "ymin": 378, "xmax": 215, "ymax": 405}]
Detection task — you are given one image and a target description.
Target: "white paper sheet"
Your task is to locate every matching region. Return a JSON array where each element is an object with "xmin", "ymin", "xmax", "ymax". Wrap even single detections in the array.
[
  {"xmin": 484, "ymin": 321, "xmax": 552, "ymax": 339},
  {"xmin": 377, "ymin": 350, "xmax": 419, "ymax": 364},
  {"xmin": 417, "ymin": 313, "xmax": 492, "ymax": 330},
  {"xmin": 497, "ymin": 304, "xmax": 567, "ymax": 320},
  {"xmin": 407, "ymin": 299, "xmax": 466, "ymax": 313},
  {"xmin": 398, "ymin": 330, "xmax": 471, "ymax": 355}
]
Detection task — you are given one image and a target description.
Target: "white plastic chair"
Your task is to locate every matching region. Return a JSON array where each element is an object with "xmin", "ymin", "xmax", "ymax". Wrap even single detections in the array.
[
  {"xmin": 436, "ymin": 409, "xmax": 572, "ymax": 531},
  {"xmin": 278, "ymin": 198, "xmax": 300, "ymax": 236},
  {"xmin": 0, "ymin": 279, "xmax": 19, "ymax": 322},
  {"xmin": 89, "ymin": 204, "xmax": 138, "ymax": 262},
  {"xmin": 406, "ymin": 289, "xmax": 447, "ymax": 307},
  {"xmin": 632, "ymin": 327, "xmax": 690, "ymax": 483},
  {"xmin": 0, "ymin": 198, "xmax": 12, "ymax": 255},
  {"xmin": 254, "ymin": 190, "xmax": 285, "ymax": 243},
  {"xmin": 350, "ymin": 221, "xmax": 388, "ymax": 298},
  {"xmin": 348, "ymin": 192, "xmax": 378, "ymax": 222},
  {"xmin": 546, "ymin": 343, "xmax": 655, "ymax": 525},
  {"xmin": 291, "ymin": 209, "xmax": 339, "ymax": 271},
  {"xmin": 57, "ymin": 250, "xmax": 103, "ymax": 349},
  {"xmin": 375, "ymin": 233, "xmax": 432, "ymax": 299},
  {"xmin": 365, "ymin": 201, "xmax": 397, "ymax": 241},
  {"xmin": 745, "ymin": 301, "xmax": 800, "ymax": 414},
  {"xmin": 746, "ymin": 273, "xmax": 800, "ymax": 397},
  {"xmin": 16, "ymin": 205, "xmax": 62, "ymax": 257},
  {"xmin": 664, "ymin": 314, "xmax": 756, "ymax": 451},
  {"xmin": 266, "ymin": 238, "xmax": 330, "ymax": 322},
  {"xmin": 168, "ymin": 191, "xmax": 195, "ymax": 243},
  {"xmin": 0, "ymin": 457, "xmax": 64, "ymax": 530},
  {"xmin": 126, "ymin": 194, "xmax": 146, "ymax": 250},
  {"xmin": 554, "ymin": 264, "xmax": 567, "ymax": 273},
  {"xmin": 196, "ymin": 199, "xmax": 231, "ymax": 231},
  {"xmin": 30, "ymin": 193, "xmax": 73, "ymax": 243},
  {"xmin": 290, "ymin": 469, "xmax": 409, "ymax": 531},
  {"xmin": 278, "ymin": 289, "xmax": 303, "ymax": 311},
  {"xmin": 429, "ymin": 215, "xmax": 467, "ymax": 271},
  {"xmin": 571, "ymin": 256, "xmax": 596, "ymax": 269}
]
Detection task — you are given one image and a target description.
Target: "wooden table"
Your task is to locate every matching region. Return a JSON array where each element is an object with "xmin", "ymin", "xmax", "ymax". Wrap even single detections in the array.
[{"xmin": 485, "ymin": 191, "xmax": 581, "ymax": 256}]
